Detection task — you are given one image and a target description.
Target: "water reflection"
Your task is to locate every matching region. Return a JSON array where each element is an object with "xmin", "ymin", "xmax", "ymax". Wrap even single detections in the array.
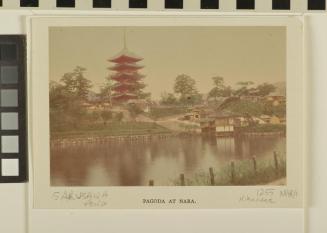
[{"xmin": 51, "ymin": 135, "xmax": 286, "ymax": 186}]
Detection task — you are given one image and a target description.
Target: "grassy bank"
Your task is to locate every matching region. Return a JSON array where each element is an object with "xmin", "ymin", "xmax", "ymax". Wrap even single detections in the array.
[
  {"xmin": 51, "ymin": 122, "xmax": 171, "ymax": 139},
  {"xmin": 171, "ymin": 153, "xmax": 286, "ymax": 186},
  {"xmin": 149, "ymin": 106, "xmax": 188, "ymax": 120}
]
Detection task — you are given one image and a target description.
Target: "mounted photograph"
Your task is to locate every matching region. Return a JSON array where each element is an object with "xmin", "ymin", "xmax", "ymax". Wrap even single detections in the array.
[{"xmin": 30, "ymin": 16, "xmax": 304, "ymax": 208}]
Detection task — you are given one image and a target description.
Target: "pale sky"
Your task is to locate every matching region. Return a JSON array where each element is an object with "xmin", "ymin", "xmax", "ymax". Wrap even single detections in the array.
[{"xmin": 49, "ymin": 26, "xmax": 286, "ymax": 100}]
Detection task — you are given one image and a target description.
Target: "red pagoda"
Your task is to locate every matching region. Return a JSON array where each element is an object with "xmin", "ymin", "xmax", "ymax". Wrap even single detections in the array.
[{"xmin": 108, "ymin": 43, "xmax": 146, "ymax": 103}]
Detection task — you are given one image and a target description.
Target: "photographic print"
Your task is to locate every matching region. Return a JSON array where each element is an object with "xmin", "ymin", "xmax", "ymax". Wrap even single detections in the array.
[{"xmin": 49, "ymin": 26, "xmax": 287, "ymax": 187}]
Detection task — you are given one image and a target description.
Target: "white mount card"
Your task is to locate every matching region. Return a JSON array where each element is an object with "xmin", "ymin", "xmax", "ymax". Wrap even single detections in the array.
[{"xmin": 28, "ymin": 15, "xmax": 305, "ymax": 209}]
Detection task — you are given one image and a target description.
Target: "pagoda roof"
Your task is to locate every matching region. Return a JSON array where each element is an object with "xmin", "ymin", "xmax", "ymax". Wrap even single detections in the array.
[
  {"xmin": 111, "ymin": 72, "xmax": 145, "ymax": 81},
  {"xmin": 109, "ymin": 63, "xmax": 144, "ymax": 71},
  {"xmin": 109, "ymin": 48, "xmax": 143, "ymax": 63},
  {"xmin": 112, "ymin": 82, "xmax": 145, "ymax": 90}
]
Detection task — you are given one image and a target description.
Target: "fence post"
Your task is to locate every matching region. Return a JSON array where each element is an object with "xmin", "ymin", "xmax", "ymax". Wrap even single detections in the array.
[
  {"xmin": 252, "ymin": 156, "xmax": 257, "ymax": 175},
  {"xmin": 209, "ymin": 167, "xmax": 215, "ymax": 185},
  {"xmin": 180, "ymin": 173, "xmax": 185, "ymax": 186},
  {"xmin": 231, "ymin": 161, "xmax": 235, "ymax": 184},
  {"xmin": 273, "ymin": 151, "xmax": 279, "ymax": 175},
  {"xmin": 149, "ymin": 180, "xmax": 154, "ymax": 186}
]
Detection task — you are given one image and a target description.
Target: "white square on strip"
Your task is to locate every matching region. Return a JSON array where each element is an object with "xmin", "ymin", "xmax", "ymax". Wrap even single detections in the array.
[
  {"xmin": 1, "ymin": 159, "xmax": 19, "ymax": 176},
  {"xmin": 1, "ymin": 135, "xmax": 19, "ymax": 153}
]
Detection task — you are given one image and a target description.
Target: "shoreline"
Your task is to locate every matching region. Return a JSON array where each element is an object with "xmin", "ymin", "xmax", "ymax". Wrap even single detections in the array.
[
  {"xmin": 50, "ymin": 133, "xmax": 175, "ymax": 147},
  {"xmin": 50, "ymin": 130, "xmax": 285, "ymax": 147}
]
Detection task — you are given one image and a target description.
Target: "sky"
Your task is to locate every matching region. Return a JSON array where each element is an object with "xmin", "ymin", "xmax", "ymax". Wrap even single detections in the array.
[{"xmin": 49, "ymin": 26, "xmax": 286, "ymax": 100}]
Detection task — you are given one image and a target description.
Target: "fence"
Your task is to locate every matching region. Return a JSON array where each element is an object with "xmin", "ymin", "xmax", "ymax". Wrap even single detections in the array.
[{"xmin": 148, "ymin": 151, "xmax": 286, "ymax": 186}]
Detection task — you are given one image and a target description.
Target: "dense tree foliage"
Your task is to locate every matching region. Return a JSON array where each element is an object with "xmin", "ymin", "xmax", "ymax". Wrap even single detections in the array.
[
  {"xmin": 208, "ymin": 76, "xmax": 232, "ymax": 100},
  {"xmin": 99, "ymin": 75, "xmax": 113, "ymax": 104},
  {"xmin": 172, "ymin": 74, "xmax": 202, "ymax": 105},
  {"xmin": 50, "ymin": 66, "xmax": 92, "ymax": 131},
  {"xmin": 160, "ymin": 92, "xmax": 178, "ymax": 105},
  {"xmin": 256, "ymin": 83, "xmax": 276, "ymax": 96}
]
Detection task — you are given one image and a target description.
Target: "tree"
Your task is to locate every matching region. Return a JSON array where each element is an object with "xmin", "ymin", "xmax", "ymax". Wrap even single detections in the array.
[
  {"xmin": 100, "ymin": 110, "xmax": 113, "ymax": 125},
  {"xmin": 212, "ymin": 76, "xmax": 225, "ymax": 89},
  {"xmin": 221, "ymin": 86, "xmax": 232, "ymax": 97},
  {"xmin": 174, "ymin": 74, "xmax": 197, "ymax": 97},
  {"xmin": 99, "ymin": 85, "xmax": 111, "ymax": 102},
  {"xmin": 60, "ymin": 72, "xmax": 75, "ymax": 93},
  {"xmin": 50, "ymin": 67, "xmax": 92, "ymax": 132},
  {"xmin": 99, "ymin": 75, "xmax": 113, "ymax": 104},
  {"xmin": 137, "ymin": 90, "xmax": 151, "ymax": 100},
  {"xmin": 234, "ymin": 81, "xmax": 254, "ymax": 96},
  {"xmin": 256, "ymin": 83, "xmax": 276, "ymax": 96},
  {"xmin": 180, "ymin": 93, "xmax": 203, "ymax": 105},
  {"xmin": 263, "ymin": 101, "xmax": 286, "ymax": 117},
  {"xmin": 160, "ymin": 92, "xmax": 178, "ymax": 105},
  {"xmin": 208, "ymin": 76, "xmax": 232, "ymax": 100},
  {"xmin": 115, "ymin": 112, "xmax": 124, "ymax": 122},
  {"xmin": 127, "ymin": 104, "xmax": 143, "ymax": 119},
  {"xmin": 49, "ymin": 81, "xmax": 71, "ymax": 110},
  {"xmin": 237, "ymin": 81, "xmax": 255, "ymax": 87},
  {"xmin": 174, "ymin": 74, "xmax": 199, "ymax": 105},
  {"xmin": 73, "ymin": 66, "xmax": 92, "ymax": 101},
  {"xmin": 60, "ymin": 66, "xmax": 92, "ymax": 101}
]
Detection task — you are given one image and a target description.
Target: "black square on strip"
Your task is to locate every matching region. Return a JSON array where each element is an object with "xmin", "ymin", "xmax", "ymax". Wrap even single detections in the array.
[
  {"xmin": 165, "ymin": 0, "xmax": 183, "ymax": 9},
  {"xmin": 237, "ymin": 0, "xmax": 255, "ymax": 9},
  {"xmin": 0, "ymin": 44, "xmax": 17, "ymax": 61},
  {"xmin": 201, "ymin": 0, "xmax": 219, "ymax": 9},
  {"xmin": 272, "ymin": 0, "xmax": 290, "ymax": 9},
  {"xmin": 0, "ymin": 0, "xmax": 2, "ymax": 7},
  {"xmin": 93, "ymin": 0, "xmax": 111, "ymax": 8},
  {"xmin": 308, "ymin": 0, "xmax": 326, "ymax": 10},
  {"xmin": 20, "ymin": 0, "xmax": 39, "ymax": 7},
  {"xmin": 130, "ymin": 0, "xmax": 147, "ymax": 8},
  {"xmin": 57, "ymin": 0, "xmax": 75, "ymax": 8}
]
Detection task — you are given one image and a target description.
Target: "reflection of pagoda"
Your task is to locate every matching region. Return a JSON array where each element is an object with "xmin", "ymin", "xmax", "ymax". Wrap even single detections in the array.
[{"xmin": 108, "ymin": 32, "xmax": 146, "ymax": 103}]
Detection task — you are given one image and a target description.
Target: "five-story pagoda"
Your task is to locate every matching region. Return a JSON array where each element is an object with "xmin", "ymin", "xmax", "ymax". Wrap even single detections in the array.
[{"xmin": 108, "ymin": 35, "xmax": 146, "ymax": 104}]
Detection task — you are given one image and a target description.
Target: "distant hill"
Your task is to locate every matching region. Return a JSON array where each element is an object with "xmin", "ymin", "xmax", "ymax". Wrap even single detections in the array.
[{"xmin": 272, "ymin": 82, "xmax": 286, "ymax": 96}]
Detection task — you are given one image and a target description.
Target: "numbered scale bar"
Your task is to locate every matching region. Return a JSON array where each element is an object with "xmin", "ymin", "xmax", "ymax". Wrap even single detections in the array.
[{"xmin": 0, "ymin": 0, "xmax": 325, "ymax": 11}]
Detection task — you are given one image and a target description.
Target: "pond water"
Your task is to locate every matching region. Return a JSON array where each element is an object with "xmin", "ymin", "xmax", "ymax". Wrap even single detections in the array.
[{"xmin": 51, "ymin": 135, "xmax": 286, "ymax": 186}]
